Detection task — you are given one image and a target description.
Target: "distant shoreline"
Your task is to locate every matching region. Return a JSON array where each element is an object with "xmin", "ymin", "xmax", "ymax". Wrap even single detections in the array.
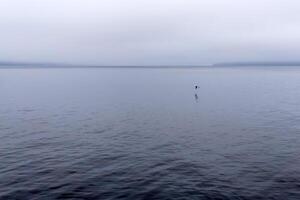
[
  {"xmin": 0, "ymin": 65, "xmax": 213, "ymax": 69},
  {"xmin": 213, "ymin": 62, "xmax": 300, "ymax": 67},
  {"xmin": 1, "ymin": 62, "xmax": 300, "ymax": 69}
]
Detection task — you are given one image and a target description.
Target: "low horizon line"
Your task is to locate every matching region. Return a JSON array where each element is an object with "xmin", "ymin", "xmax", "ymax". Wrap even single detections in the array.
[{"xmin": 2, "ymin": 61, "xmax": 300, "ymax": 68}]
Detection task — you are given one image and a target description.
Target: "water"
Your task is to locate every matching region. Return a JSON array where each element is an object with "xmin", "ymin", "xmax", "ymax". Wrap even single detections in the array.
[{"xmin": 0, "ymin": 67, "xmax": 300, "ymax": 200}]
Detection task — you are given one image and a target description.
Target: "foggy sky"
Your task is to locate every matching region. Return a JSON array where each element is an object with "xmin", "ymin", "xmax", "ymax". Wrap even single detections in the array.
[{"xmin": 1, "ymin": 0, "xmax": 300, "ymax": 65}]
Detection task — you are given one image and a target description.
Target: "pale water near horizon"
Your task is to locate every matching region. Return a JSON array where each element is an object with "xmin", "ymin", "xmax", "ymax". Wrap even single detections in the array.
[{"xmin": 1, "ymin": 67, "xmax": 300, "ymax": 199}]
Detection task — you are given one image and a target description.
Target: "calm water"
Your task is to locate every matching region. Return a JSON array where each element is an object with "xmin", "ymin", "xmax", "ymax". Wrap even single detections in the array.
[{"xmin": 1, "ymin": 67, "xmax": 300, "ymax": 200}]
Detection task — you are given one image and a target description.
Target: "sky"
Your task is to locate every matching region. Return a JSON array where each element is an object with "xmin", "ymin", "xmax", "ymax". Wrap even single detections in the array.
[{"xmin": 1, "ymin": 0, "xmax": 300, "ymax": 65}]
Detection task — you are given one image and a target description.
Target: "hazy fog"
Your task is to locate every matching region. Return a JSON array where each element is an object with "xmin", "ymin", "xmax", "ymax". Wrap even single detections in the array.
[{"xmin": 1, "ymin": 0, "xmax": 300, "ymax": 65}]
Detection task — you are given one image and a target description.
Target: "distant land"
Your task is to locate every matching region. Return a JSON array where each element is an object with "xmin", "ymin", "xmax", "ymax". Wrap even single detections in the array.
[
  {"xmin": 213, "ymin": 62, "xmax": 300, "ymax": 67},
  {"xmin": 0, "ymin": 61, "xmax": 207, "ymax": 68},
  {"xmin": 0, "ymin": 61, "xmax": 63, "ymax": 68},
  {"xmin": 1, "ymin": 61, "xmax": 300, "ymax": 68}
]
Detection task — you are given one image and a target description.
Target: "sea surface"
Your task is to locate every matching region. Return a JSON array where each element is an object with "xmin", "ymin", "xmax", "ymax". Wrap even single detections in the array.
[{"xmin": 0, "ymin": 67, "xmax": 300, "ymax": 200}]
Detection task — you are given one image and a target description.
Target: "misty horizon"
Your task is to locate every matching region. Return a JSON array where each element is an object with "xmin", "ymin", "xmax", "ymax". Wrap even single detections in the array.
[{"xmin": 3, "ymin": 60, "xmax": 300, "ymax": 68}]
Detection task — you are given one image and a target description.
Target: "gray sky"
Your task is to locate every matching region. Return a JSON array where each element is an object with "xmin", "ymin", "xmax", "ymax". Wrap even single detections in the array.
[{"xmin": 1, "ymin": 0, "xmax": 300, "ymax": 65}]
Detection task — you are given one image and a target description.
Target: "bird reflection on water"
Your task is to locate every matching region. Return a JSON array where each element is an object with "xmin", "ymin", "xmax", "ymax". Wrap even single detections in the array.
[{"xmin": 194, "ymin": 93, "xmax": 198, "ymax": 102}]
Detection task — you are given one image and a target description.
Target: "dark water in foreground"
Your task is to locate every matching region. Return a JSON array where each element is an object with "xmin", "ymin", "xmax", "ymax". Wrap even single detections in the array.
[{"xmin": 1, "ymin": 67, "xmax": 300, "ymax": 200}]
